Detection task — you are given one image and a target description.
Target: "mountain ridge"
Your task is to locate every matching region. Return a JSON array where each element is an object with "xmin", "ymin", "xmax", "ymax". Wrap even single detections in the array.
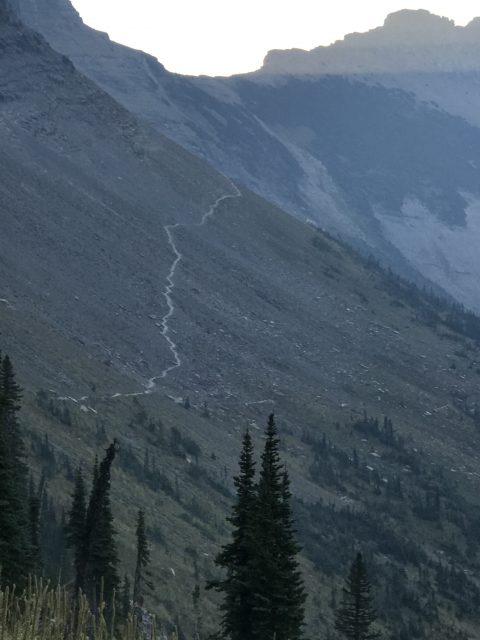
[{"xmin": 261, "ymin": 9, "xmax": 480, "ymax": 75}]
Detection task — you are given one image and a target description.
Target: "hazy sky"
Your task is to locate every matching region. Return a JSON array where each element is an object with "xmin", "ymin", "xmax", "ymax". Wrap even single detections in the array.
[{"xmin": 71, "ymin": 1, "xmax": 478, "ymax": 76}]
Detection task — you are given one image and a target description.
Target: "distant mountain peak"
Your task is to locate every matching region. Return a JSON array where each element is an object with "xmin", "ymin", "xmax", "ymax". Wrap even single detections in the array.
[
  {"xmin": 465, "ymin": 15, "xmax": 480, "ymax": 33},
  {"xmin": 383, "ymin": 9, "xmax": 454, "ymax": 32},
  {"xmin": 260, "ymin": 9, "xmax": 480, "ymax": 75}
]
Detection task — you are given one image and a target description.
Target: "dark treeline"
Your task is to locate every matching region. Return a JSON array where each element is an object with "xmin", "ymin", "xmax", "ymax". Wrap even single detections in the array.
[
  {"xmin": 0, "ymin": 354, "xmax": 153, "ymax": 628},
  {"xmin": 314, "ymin": 227, "xmax": 480, "ymax": 345},
  {"xmin": 361, "ymin": 244, "xmax": 480, "ymax": 343}
]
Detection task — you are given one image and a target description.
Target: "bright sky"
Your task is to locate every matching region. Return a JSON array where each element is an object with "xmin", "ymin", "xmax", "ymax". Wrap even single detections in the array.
[{"xmin": 71, "ymin": 1, "xmax": 478, "ymax": 76}]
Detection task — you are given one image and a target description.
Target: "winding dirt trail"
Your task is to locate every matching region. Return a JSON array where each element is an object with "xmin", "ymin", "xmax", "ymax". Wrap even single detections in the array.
[
  {"xmin": 146, "ymin": 183, "xmax": 242, "ymax": 392},
  {"xmin": 54, "ymin": 180, "xmax": 242, "ymax": 408}
]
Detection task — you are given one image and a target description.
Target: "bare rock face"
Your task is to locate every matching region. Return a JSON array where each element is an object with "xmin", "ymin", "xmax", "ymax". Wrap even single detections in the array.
[
  {"xmin": 382, "ymin": 8, "xmax": 454, "ymax": 34},
  {"xmin": 261, "ymin": 10, "xmax": 480, "ymax": 75}
]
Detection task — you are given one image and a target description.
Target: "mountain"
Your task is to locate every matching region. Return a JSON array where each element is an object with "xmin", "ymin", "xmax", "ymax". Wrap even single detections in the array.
[
  {"xmin": 4, "ymin": 1, "xmax": 480, "ymax": 637},
  {"xmin": 262, "ymin": 10, "xmax": 480, "ymax": 76},
  {"xmin": 11, "ymin": 1, "xmax": 480, "ymax": 313}
]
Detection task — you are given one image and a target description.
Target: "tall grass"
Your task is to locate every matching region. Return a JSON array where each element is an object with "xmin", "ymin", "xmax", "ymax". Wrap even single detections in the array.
[{"xmin": 0, "ymin": 580, "xmax": 156, "ymax": 640}]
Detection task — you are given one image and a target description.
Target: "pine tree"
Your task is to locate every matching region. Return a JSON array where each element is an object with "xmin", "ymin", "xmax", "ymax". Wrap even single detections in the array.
[
  {"xmin": 335, "ymin": 553, "xmax": 378, "ymax": 640},
  {"xmin": 0, "ymin": 354, "xmax": 31, "ymax": 585},
  {"xmin": 81, "ymin": 443, "xmax": 120, "ymax": 611},
  {"xmin": 213, "ymin": 428, "xmax": 257, "ymax": 640},
  {"xmin": 214, "ymin": 416, "xmax": 305, "ymax": 640},
  {"xmin": 65, "ymin": 467, "xmax": 87, "ymax": 591},
  {"xmin": 251, "ymin": 414, "xmax": 305, "ymax": 640},
  {"xmin": 41, "ymin": 496, "xmax": 69, "ymax": 583},
  {"xmin": 28, "ymin": 475, "xmax": 43, "ymax": 576},
  {"xmin": 276, "ymin": 468, "xmax": 307, "ymax": 638},
  {"xmin": 133, "ymin": 509, "xmax": 152, "ymax": 604},
  {"xmin": 192, "ymin": 583, "xmax": 203, "ymax": 640}
]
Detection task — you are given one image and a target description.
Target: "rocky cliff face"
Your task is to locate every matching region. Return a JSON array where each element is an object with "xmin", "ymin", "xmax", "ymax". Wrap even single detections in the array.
[{"xmin": 262, "ymin": 10, "xmax": 480, "ymax": 75}]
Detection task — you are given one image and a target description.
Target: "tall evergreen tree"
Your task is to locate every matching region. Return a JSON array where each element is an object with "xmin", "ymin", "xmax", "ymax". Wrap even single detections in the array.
[
  {"xmin": 335, "ymin": 553, "xmax": 378, "ymax": 640},
  {"xmin": 213, "ymin": 429, "xmax": 257, "ymax": 640},
  {"xmin": 192, "ymin": 583, "xmax": 203, "ymax": 640},
  {"xmin": 65, "ymin": 467, "xmax": 87, "ymax": 591},
  {"xmin": 251, "ymin": 414, "xmax": 305, "ymax": 640},
  {"xmin": 80, "ymin": 443, "xmax": 120, "ymax": 610},
  {"xmin": 28, "ymin": 475, "xmax": 43, "ymax": 576},
  {"xmin": 133, "ymin": 509, "xmax": 152, "ymax": 604},
  {"xmin": 276, "ymin": 468, "xmax": 307, "ymax": 637},
  {"xmin": 0, "ymin": 354, "xmax": 31, "ymax": 585},
  {"xmin": 214, "ymin": 417, "xmax": 305, "ymax": 640},
  {"xmin": 41, "ymin": 496, "xmax": 69, "ymax": 583}
]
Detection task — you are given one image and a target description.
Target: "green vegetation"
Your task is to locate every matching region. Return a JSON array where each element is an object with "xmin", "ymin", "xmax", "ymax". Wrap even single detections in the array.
[
  {"xmin": 2, "ymin": 358, "xmax": 309, "ymax": 639},
  {"xmin": 212, "ymin": 428, "xmax": 256, "ymax": 640},
  {"xmin": 80, "ymin": 442, "xmax": 119, "ymax": 612},
  {"xmin": 5, "ymin": 252, "xmax": 480, "ymax": 640},
  {"xmin": 133, "ymin": 510, "xmax": 153, "ymax": 605},
  {"xmin": 335, "ymin": 553, "xmax": 378, "ymax": 640},
  {"xmin": 0, "ymin": 354, "xmax": 33, "ymax": 586},
  {"xmin": 213, "ymin": 416, "xmax": 305, "ymax": 640},
  {"xmin": 251, "ymin": 414, "xmax": 305, "ymax": 640}
]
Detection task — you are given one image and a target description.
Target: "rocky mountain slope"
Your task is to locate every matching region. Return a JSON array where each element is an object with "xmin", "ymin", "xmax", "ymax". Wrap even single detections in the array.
[
  {"xmin": 11, "ymin": 0, "xmax": 480, "ymax": 313},
  {"xmin": 4, "ymin": 2, "xmax": 480, "ymax": 637}
]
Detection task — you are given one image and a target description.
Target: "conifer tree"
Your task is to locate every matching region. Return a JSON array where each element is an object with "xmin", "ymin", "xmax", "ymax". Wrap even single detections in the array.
[
  {"xmin": 66, "ymin": 467, "xmax": 87, "ymax": 591},
  {"xmin": 192, "ymin": 583, "xmax": 203, "ymax": 640},
  {"xmin": 28, "ymin": 475, "xmax": 43, "ymax": 576},
  {"xmin": 251, "ymin": 414, "xmax": 305, "ymax": 640},
  {"xmin": 133, "ymin": 509, "xmax": 152, "ymax": 604},
  {"xmin": 276, "ymin": 468, "xmax": 307, "ymax": 637},
  {"xmin": 213, "ymin": 429, "xmax": 257, "ymax": 640},
  {"xmin": 335, "ymin": 553, "xmax": 378, "ymax": 640},
  {"xmin": 214, "ymin": 417, "xmax": 305, "ymax": 640},
  {"xmin": 41, "ymin": 496, "xmax": 69, "ymax": 583},
  {"xmin": 0, "ymin": 354, "xmax": 31, "ymax": 585},
  {"xmin": 80, "ymin": 443, "xmax": 120, "ymax": 610}
]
